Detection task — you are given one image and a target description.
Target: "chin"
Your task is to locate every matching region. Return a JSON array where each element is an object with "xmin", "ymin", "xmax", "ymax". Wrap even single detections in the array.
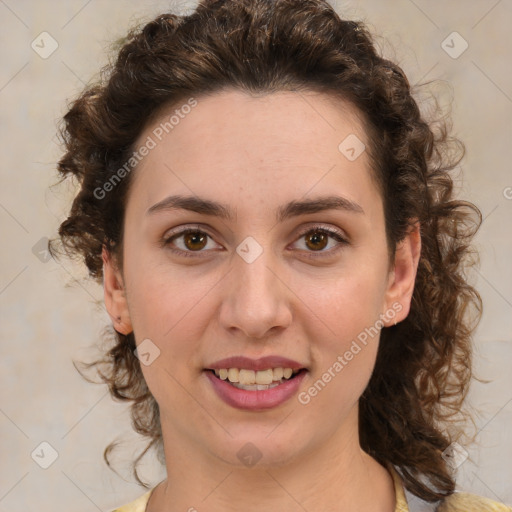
[{"xmin": 207, "ymin": 426, "xmax": 309, "ymax": 469}]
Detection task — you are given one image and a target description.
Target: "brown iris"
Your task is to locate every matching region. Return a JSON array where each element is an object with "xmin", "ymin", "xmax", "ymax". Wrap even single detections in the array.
[
  {"xmin": 181, "ymin": 229, "xmax": 330, "ymax": 252},
  {"xmin": 305, "ymin": 230, "xmax": 328, "ymax": 251},
  {"xmin": 184, "ymin": 232, "xmax": 208, "ymax": 251}
]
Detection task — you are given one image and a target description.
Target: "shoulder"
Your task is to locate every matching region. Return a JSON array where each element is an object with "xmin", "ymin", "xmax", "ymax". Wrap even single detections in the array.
[
  {"xmin": 386, "ymin": 462, "xmax": 511, "ymax": 512},
  {"xmin": 438, "ymin": 491, "xmax": 512, "ymax": 512},
  {"xmin": 110, "ymin": 489, "xmax": 153, "ymax": 512}
]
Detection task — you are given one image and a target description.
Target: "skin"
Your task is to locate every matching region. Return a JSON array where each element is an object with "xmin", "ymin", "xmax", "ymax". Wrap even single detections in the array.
[{"xmin": 103, "ymin": 89, "xmax": 421, "ymax": 512}]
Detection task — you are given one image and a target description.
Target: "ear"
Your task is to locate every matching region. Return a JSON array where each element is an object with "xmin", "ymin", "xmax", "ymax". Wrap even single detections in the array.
[
  {"xmin": 102, "ymin": 245, "xmax": 133, "ymax": 335},
  {"xmin": 383, "ymin": 221, "xmax": 421, "ymax": 326}
]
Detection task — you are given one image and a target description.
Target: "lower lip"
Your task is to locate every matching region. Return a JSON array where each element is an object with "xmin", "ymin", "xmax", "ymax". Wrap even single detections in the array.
[{"xmin": 205, "ymin": 370, "xmax": 307, "ymax": 410}]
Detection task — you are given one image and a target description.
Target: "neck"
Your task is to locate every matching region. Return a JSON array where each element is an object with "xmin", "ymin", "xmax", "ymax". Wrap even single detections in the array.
[{"xmin": 147, "ymin": 407, "xmax": 396, "ymax": 512}]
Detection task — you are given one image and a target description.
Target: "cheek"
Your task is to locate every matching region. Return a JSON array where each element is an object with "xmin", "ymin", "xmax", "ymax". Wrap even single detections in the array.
[
  {"xmin": 131, "ymin": 267, "xmax": 215, "ymax": 409},
  {"xmin": 298, "ymin": 259, "xmax": 388, "ymax": 392},
  {"xmin": 299, "ymin": 276, "xmax": 384, "ymax": 415},
  {"xmin": 124, "ymin": 245, "xmax": 215, "ymax": 340},
  {"xmin": 305, "ymin": 264, "xmax": 388, "ymax": 339}
]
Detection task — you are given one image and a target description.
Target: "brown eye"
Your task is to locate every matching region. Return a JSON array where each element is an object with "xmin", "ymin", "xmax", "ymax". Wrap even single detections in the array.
[
  {"xmin": 183, "ymin": 231, "xmax": 208, "ymax": 251},
  {"xmin": 304, "ymin": 230, "xmax": 329, "ymax": 251},
  {"xmin": 163, "ymin": 228, "xmax": 220, "ymax": 257},
  {"xmin": 163, "ymin": 225, "xmax": 348, "ymax": 259},
  {"xmin": 292, "ymin": 226, "xmax": 349, "ymax": 259}
]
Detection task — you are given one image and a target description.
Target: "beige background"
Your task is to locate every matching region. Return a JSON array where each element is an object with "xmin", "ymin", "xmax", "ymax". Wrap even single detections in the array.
[{"xmin": 0, "ymin": 0, "xmax": 511, "ymax": 510}]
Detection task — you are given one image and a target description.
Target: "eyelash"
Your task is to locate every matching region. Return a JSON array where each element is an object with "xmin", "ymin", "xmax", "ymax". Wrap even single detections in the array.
[{"xmin": 161, "ymin": 225, "xmax": 349, "ymax": 259}]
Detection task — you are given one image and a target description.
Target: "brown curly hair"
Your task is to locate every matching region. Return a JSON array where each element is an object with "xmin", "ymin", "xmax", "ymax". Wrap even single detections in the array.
[{"xmin": 49, "ymin": 0, "xmax": 484, "ymax": 502}]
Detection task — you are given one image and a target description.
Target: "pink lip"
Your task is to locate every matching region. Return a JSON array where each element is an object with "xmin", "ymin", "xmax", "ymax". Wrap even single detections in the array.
[
  {"xmin": 204, "ymin": 368, "xmax": 308, "ymax": 410},
  {"xmin": 206, "ymin": 355, "xmax": 306, "ymax": 371}
]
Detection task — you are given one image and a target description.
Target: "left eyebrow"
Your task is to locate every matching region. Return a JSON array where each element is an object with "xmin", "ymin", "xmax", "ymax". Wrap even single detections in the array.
[{"xmin": 146, "ymin": 194, "xmax": 365, "ymax": 221}]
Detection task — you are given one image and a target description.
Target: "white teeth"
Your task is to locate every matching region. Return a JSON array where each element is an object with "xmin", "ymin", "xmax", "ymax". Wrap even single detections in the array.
[
  {"xmin": 227, "ymin": 368, "xmax": 239, "ymax": 382},
  {"xmin": 212, "ymin": 367, "xmax": 300, "ymax": 385},
  {"xmin": 272, "ymin": 367, "xmax": 284, "ymax": 381},
  {"xmin": 256, "ymin": 369, "xmax": 274, "ymax": 385},
  {"xmin": 239, "ymin": 369, "xmax": 255, "ymax": 385},
  {"xmin": 231, "ymin": 382, "xmax": 281, "ymax": 391}
]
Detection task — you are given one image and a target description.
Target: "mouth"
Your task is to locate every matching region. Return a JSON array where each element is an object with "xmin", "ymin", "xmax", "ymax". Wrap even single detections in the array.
[
  {"xmin": 205, "ymin": 367, "xmax": 308, "ymax": 391},
  {"xmin": 204, "ymin": 366, "xmax": 309, "ymax": 410}
]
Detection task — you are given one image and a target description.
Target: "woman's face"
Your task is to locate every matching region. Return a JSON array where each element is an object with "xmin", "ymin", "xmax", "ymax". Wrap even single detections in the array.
[{"xmin": 104, "ymin": 88, "xmax": 419, "ymax": 468}]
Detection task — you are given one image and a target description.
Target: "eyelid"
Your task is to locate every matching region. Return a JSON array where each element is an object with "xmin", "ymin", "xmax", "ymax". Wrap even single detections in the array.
[
  {"xmin": 290, "ymin": 224, "xmax": 349, "ymax": 259},
  {"xmin": 161, "ymin": 224, "xmax": 222, "ymax": 257},
  {"xmin": 161, "ymin": 223, "xmax": 349, "ymax": 257},
  {"xmin": 294, "ymin": 224, "xmax": 348, "ymax": 243}
]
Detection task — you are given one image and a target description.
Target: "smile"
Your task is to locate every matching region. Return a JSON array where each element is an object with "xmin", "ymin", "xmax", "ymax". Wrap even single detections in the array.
[
  {"xmin": 211, "ymin": 367, "xmax": 300, "ymax": 389},
  {"xmin": 205, "ymin": 368, "xmax": 308, "ymax": 409}
]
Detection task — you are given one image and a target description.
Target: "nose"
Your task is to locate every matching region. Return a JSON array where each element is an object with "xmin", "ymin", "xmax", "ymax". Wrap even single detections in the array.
[{"xmin": 219, "ymin": 246, "xmax": 293, "ymax": 339}]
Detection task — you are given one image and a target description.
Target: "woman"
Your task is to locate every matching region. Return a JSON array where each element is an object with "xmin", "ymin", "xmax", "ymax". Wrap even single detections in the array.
[{"xmin": 49, "ymin": 0, "xmax": 511, "ymax": 510}]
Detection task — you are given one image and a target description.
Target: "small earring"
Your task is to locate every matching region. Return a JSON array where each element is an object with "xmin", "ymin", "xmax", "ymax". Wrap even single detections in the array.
[{"xmin": 116, "ymin": 316, "xmax": 121, "ymax": 323}]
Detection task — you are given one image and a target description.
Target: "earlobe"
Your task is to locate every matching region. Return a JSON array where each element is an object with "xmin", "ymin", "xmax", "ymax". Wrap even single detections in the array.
[
  {"xmin": 102, "ymin": 245, "xmax": 133, "ymax": 335},
  {"xmin": 383, "ymin": 221, "xmax": 421, "ymax": 326}
]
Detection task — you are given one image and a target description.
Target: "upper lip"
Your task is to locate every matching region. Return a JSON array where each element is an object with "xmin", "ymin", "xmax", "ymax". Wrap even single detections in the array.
[{"xmin": 206, "ymin": 356, "xmax": 307, "ymax": 371}]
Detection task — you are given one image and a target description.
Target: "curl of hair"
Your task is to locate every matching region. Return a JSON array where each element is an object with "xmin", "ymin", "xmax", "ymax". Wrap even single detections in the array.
[{"xmin": 49, "ymin": 0, "xmax": 484, "ymax": 500}]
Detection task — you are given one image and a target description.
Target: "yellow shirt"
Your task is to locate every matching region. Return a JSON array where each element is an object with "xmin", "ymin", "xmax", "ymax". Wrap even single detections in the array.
[{"xmin": 111, "ymin": 464, "xmax": 512, "ymax": 511}]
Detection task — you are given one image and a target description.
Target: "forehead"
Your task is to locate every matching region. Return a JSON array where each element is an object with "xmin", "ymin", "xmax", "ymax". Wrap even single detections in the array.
[
  {"xmin": 127, "ymin": 88, "xmax": 378, "ymax": 218},
  {"xmin": 143, "ymin": 88, "xmax": 366, "ymax": 156}
]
